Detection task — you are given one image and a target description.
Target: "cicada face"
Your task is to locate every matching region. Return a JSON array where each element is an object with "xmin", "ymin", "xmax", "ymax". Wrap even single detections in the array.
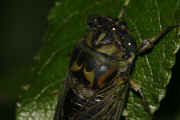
[{"xmin": 86, "ymin": 16, "xmax": 137, "ymax": 59}]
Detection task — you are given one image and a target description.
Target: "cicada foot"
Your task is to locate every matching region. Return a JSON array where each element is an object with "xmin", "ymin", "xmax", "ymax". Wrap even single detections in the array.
[{"xmin": 129, "ymin": 80, "xmax": 153, "ymax": 119}]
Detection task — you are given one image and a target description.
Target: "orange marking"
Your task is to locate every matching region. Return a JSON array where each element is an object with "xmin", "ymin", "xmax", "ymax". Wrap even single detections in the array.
[
  {"xmin": 71, "ymin": 62, "xmax": 83, "ymax": 71},
  {"xmin": 83, "ymin": 67, "xmax": 94, "ymax": 88},
  {"xmin": 97, "ymin": 68, "xmax": 115, "ymax": 88}
]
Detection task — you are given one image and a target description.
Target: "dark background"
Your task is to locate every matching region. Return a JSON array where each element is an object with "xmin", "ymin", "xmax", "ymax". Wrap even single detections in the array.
[
  {"xmin": 0, "ymin": 0, "xmax": 180, "ymax": 120},
  {"xmin": 0, "ymin": 0, "xmax": 52, "ymax": 119}
]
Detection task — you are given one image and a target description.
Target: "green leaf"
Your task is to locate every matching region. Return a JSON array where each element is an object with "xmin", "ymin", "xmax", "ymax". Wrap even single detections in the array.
[{"xmin": 17, "ymin": 0, "xmax": 180, "ymax": 120}]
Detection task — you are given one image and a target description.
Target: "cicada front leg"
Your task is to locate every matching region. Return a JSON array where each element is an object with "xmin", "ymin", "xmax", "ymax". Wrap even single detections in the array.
[{"xmin": 137, "ymin": 24, "xmax": 180, "ymax": 54}]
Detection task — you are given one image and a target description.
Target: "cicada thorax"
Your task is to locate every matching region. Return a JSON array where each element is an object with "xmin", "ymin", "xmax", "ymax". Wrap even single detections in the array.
[{"xmin": 70, "ymin": 31, "xmax": 132, "ymax": 90}]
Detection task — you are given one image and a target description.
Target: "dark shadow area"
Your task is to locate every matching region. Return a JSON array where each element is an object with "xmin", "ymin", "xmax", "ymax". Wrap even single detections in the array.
[
  {"xmin": 0, "ymin": 0, "xmax": 55, "ymax": 119},
  {"xmin": 0, "ymin": 103, "xmax": 16, "ymax": 120}
]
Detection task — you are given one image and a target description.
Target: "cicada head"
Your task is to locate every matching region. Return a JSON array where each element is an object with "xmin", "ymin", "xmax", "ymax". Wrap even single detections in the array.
[{"xmin": 86, "ymin": 16, "xmax": 137, "ymax": 60}]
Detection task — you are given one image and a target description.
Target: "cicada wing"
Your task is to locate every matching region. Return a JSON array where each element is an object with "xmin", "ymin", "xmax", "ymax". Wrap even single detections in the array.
[
  {"xmin": 54, "ymin": 72, "xmax": 129, "ymax": 120},
  {"xmin": 54, "ymin": 74, "xmax": 72, "ymax": 120},
  {"xmin": 74, "ymin": 83, "xmax": 129, "ymax": 120}
]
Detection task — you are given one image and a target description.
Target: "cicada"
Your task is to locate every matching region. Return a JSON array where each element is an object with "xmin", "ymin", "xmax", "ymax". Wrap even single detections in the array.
[{"xmin": 54, "ymin": 0, "xmax": 180, "ymax": 120}]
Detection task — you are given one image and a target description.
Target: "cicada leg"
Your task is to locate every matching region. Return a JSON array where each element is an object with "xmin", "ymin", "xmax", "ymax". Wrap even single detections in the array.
[
  {"xmin": 137, "ymin": 24, "xmax": 180, "ymax": 54},
  {"xmin": 118, "ymin": 0, "xmax": 130, "ymax": 20},
  {"xmin": 129, "ymin": 80, "xmax": 152, "ymax": 119}
]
